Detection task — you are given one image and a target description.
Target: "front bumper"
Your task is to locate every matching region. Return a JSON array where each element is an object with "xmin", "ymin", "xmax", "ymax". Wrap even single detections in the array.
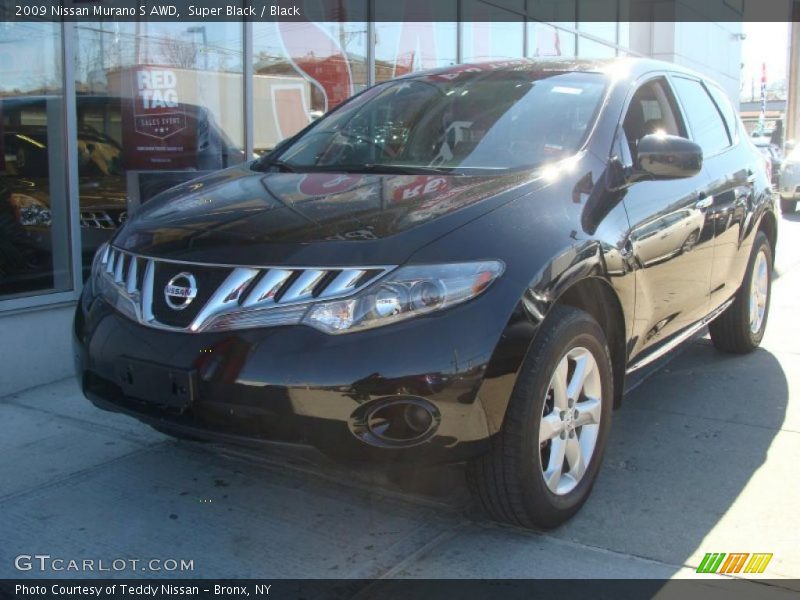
[{"xmin": 73, "ymin": 286, "xmax": 509, "ymax": 464}]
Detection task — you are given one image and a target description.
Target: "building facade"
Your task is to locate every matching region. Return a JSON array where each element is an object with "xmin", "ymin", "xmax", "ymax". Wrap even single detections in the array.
[{"xmin": 0, "ymin": 3, "xmax": 744, "ymax": 396}]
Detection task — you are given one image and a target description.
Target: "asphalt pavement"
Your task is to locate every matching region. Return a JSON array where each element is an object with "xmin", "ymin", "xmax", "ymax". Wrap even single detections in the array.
[{"xmin": 2, "ymin": 211, "xmax": 799, "ymax": 590}]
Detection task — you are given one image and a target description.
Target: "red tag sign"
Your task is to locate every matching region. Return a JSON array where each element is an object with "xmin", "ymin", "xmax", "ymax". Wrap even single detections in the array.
[
  {"xmin": 121, "ymin": 66, "xmax": 197, "ymax": 170},
  {"xmin": 132, "ymin": 68, "xmax": 187, "ymax": 140}
]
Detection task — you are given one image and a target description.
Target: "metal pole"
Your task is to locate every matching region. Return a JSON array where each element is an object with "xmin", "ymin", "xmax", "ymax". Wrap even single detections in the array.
[
  {"xmin": 367, "ymin": 1, "xmax": 375, "ymax": 87},
  {"xmin": 786, "ymin": 20, "xmax": 800, "ymax": 147},
  {"xmin": 63, "ymin": 21, "xmax": 83, "ymax": 296},
  {"xmin": 243, "ymin": 21, "xmax": 254, "ymax": 157}
]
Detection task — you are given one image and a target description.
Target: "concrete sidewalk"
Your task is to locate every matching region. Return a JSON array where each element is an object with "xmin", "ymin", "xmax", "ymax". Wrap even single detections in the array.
[{"xmin": 1, "ymin": 215, "xmax": 799, "ymax": 585}]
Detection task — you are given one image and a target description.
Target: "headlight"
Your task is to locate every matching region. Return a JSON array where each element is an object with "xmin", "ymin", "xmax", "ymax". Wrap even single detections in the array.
[
  {"xmin": 91, "ymin": 243, "xmax": 141, "ymax": 322},
  {"xmin": 302, "ymin": 261, "xmax": 504, "ymax": 334},
  {"xmin": 10, "ymin": 193, "xmax": 51, "ymax": 226},
  {"xmin": 90, "ymin": 243, "xmax": 109, "ymax": 281},
  {"xmin": 89, "ymin": 242, "xmax": 111, "ymax": 297}
]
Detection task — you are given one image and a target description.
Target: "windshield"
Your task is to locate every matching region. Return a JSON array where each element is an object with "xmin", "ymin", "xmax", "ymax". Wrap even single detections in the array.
[{"xmin": 265, "ymin": 69, "xmax": 607, "ymax": 174}]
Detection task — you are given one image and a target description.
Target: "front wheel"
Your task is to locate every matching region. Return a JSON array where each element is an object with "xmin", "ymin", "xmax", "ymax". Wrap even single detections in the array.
[
  {"xmin": 467, "ymin": 305, "xmax": 613, "ymax": 529},
  {"xmin": 780, "ymin": 198, "xmax": 797, "ymax": 214},
  {"xmin": 709, "ymin": 231, "xmax": 773, "ymax": 354}
]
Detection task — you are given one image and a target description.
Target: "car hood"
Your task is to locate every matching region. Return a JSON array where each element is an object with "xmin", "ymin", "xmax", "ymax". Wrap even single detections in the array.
[
  {"xmin": 78, "ymin": 177, "xmax": 127, "ymax": 210},
  {"xmin": 6, "ymin": 176, "xmax": 127, "ymax": 210},
  {"xmin": 113, "ymin": 164, "xmax": 541, "ymax": 266}
]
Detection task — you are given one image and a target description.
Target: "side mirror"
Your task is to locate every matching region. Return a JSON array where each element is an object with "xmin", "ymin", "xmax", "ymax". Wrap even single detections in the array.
[{"xmin": 636, "ymin": 134, "xmax": 703, "ymax": 180}]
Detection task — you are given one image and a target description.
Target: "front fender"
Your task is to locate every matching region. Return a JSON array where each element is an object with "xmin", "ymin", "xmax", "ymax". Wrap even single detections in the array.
[{"xmin": 407, "ymin": 162, "xmax": 634, "ymax": 434}]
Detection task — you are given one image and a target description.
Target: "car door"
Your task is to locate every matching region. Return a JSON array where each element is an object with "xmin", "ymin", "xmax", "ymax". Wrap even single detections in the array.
[
  {"xmin": 617, "ymin": 76, "xmax": 716, "ymax": 356},
  {"xmin": 671, "ymin": 78, "xmax": 758, "ymax": 312}
]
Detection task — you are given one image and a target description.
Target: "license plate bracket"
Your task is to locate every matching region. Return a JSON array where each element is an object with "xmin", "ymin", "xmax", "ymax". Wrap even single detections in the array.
[{"xmin": 116, "ymin": 357, "xmax": 196, "ymax": 410}]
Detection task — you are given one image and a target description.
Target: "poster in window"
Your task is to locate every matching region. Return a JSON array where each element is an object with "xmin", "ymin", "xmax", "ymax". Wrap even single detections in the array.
[{"xmin": 118, "ymin": 66, "xmax": 198, "ymax": 171}]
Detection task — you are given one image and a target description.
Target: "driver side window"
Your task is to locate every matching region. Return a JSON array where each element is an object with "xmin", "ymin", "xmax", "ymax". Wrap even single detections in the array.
[{"xmin": 621, "ymin": 79, "xmax": 686, "ymax": 163}]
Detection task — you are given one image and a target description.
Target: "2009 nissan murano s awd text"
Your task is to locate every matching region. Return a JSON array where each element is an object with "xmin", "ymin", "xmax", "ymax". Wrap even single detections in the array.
[{"xmin": 74, "ymin": 58, "xmax": 777, "ymax": 528}]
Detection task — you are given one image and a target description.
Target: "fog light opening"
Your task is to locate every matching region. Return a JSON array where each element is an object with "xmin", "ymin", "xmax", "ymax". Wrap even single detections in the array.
[
  {"xmin": 404, "ymin": 403, "xmax": 433, "ymax": 433},
  {"xmin": 351, "ymin": 397, "xmax": 440, "ymax": 447}
]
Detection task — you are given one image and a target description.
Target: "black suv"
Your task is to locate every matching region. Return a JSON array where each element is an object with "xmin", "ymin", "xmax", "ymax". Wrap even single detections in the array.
[{"xmin": 74, "ymin": 59, "xmax": 777, "ymax": 528}]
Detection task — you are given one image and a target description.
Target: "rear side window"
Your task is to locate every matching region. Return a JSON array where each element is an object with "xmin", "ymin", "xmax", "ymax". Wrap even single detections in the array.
[
  {"xmin": 671, "ymin": 76, "xmax": 731, "ymax": 155},
  {"xmin": 705, "ymin": 84, "xmax": 739, "ymax": 143}
]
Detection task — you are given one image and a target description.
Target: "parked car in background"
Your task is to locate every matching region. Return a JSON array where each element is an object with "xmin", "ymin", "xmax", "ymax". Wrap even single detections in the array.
[
  {"xmin": 75, "ymin": 58, "xmax": 777, "ymax": 529},
  {"xmin": 754, "ymin": 139, "xmax": 782, "ymax": 187},
  {"xmin": 0, "ymin": 124, "xmax": 126, "ymax": 293},
  {"xmin": 0, "ymin": 95, "xmax": 245, "ymax": 295},
  {"xmin": 779, "ymin": 147, "xmax": 800, "ymax": 214}
]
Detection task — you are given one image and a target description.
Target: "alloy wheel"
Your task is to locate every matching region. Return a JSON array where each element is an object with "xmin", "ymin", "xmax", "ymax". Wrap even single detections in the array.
[
  {"xmin": 539, "ymin": 346, "xmax": 603, "ymax": 495},
  {"xmin": 749, "ymin": 249, "xmax": 769, "ymax": 334}
]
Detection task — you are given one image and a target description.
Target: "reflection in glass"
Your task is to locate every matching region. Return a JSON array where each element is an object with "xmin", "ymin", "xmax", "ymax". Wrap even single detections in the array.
[
  {"xmin": 461, "ymin": 20, "xmax": 525, "ymax": 63},
  {"xmin": 528, "ymin": 23, "xmax": 577, "ymax": 58},
  {"xmin": 74, "ymin": 22, "xmax": 245, "ymax": 280},
  {"xmin": 0, "ymin": 22, "xmax": 71, "ymax": 299},
  {"xmin": 374, "ymin": 22, "xmax": 458, "ymax": 82},
  {"xmin": 253, "ymin": 21, "xmax": 368, "ymax": 154},
  {"xmin": 270, "ymin": 70, "xmax": 607, "ymax": 173},
  {"xmin": 577, "ymin": 21, "xmax": 619, "ymax": 57},
  {"xmin": 578, "ymin": 37, "xmax": 618, "ymax": 58}
]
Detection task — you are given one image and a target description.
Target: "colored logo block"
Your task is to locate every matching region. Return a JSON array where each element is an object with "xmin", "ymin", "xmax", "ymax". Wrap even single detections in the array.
[{"xmin": 696, "ymin": 553, "xmax": 773, "ymax": 574}]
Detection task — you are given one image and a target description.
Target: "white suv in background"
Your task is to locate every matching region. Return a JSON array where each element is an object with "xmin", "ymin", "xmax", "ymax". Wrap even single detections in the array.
[{"xmin": 779, "ymin": 148, "xmax": 800, "ymax": 214}]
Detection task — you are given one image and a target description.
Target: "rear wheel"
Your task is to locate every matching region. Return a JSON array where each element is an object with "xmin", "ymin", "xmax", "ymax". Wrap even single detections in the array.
[
  {"xmin": 709, "ymin": 231, "xmax": 772, "ymax": 354},
  {"xmin": 781, "ymin": 198, "xmax": 797, "ymax": 214},
  {"xmin": 467, "ymin": 305, "xmax": 613, "ymax": 529},
  {"xmin": 681, "ymin": 230, "xmax": 699, "ymax": 253}
]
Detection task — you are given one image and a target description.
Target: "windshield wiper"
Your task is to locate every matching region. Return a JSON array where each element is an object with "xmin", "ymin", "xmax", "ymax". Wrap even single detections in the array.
[
  {"xmin": 362, "ymin": 163, "xmax": 458, "ymax": 175},
  {"xmin": 291, "ymin": 163, "xmax": 460, "ymax": 176},
  {"xmin": 257, "ymin": 160, "xmax": 467, "ymax": 176}
]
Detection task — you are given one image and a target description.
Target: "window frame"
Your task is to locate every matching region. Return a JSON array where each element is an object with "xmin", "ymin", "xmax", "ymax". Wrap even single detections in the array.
[
  {"xmin": 704, "ymin": 81, "xmax": 740, "ymax": 146},
  {"xmin": 0, "ymin": 21, "xmax": 80, "ymax": 311},
  {"xmin": 667, "ymin": 73, "xmax": 734, "ymax": 159},
  {"xmin": 611, "ymin": 72, "xmax": 689, "ymax": 167}
]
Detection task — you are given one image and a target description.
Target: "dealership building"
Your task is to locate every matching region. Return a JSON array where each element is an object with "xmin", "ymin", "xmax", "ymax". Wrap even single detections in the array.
[{"xmin": 0, "ymin": 2, "xmax": 745, "ymax": 396}]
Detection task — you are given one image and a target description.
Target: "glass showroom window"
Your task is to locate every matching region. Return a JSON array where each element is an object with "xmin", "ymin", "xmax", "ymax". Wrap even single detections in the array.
[
  {"xmin": 0, "ymin": 22, "xmax": 71, "ymax": 299},
  {"xmin": 577, "ymin": 22, "xmax": 619, "ymax": 57},
  {"xmin": 373, "ymin": 1, "xmax": 458, "ymax": 83},
  {"xmin": 461, "ymin": 0, "xmax": 525, "ymax": 62},
  {"xmin": 374, "ymin": 21, "xmax": 458, "ymax": 83},
  {"xmin": 73, "ymin": 22, "xmax": 245, "ymax": 281},
  {"xmin": 528, "ymin": 23, "xmax": 577, "ymax": 58},
  {"xmin": 252, "ymin": 15, "xmax": 368, "ymax": 155}
]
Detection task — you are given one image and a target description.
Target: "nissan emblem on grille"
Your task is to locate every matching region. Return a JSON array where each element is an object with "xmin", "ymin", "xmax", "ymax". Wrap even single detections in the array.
[{"xmin": 164, "ymin": 272, "xmax": 198, "ymax": 310}]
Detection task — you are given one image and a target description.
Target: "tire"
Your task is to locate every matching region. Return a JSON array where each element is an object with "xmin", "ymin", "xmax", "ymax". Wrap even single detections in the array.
[
  {"xmin": 780, "ymin": 198, "xmax": 797, "ymax": 214},
  {"xmin": 709, "ymin": 231, "xmax": 773, "ymax": 354},
  {"xmin": 466, "ymin": 305, "xmax": 614, "ymax": 529},
  {"xmin": 681, "ymin": 230, "xmax": 699, "ymax": 253}
]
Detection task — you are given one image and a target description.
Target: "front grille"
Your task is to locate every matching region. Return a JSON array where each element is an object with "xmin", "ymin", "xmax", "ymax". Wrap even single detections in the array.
[
  {"xmin": 151, "ymin": 263, "xmax": 232, "ymax": 328},
  {"xmin": 97, "ymin": 246, "xmax": 393, "ymax": 332}
]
